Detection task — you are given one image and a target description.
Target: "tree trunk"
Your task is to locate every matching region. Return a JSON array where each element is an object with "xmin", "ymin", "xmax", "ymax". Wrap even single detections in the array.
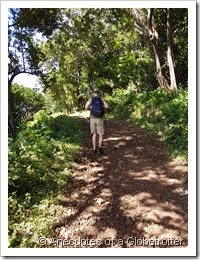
[
  {"xmin": 167, "ymin": 8, "xmax": 177, "ymax": 90},
  {"xmin": 132, "ymin": 8, "xmax": 178, "ymax": 90},
  {"xmin": 8, "ymin": 78, "xmax": 17, "ymax": 138},
  {"xmin": 8, "ymin": 71, "xmax": 39, "ymax": 137},
  {"xmin": 147, "ymin": 8, "xmax": 170, "ymax": 90},
  {"xmin": 76, "ymin": 62, "xmax": 82, "ymax": 110}
]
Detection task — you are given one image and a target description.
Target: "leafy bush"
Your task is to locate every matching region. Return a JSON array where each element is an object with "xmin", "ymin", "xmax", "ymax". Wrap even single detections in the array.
[
  {"xmin": 11, "ymin": 83, "xmax": 45, "ymax": 128},
  {"xmin": 8, "ymin": 111, "xmax": 83, "ymax": 247}
]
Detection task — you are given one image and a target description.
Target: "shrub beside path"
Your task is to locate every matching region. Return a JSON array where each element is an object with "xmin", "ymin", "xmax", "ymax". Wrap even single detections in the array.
[{"xmin": 54, "ymin": 113, "xmax": 188, "ymax": 248}]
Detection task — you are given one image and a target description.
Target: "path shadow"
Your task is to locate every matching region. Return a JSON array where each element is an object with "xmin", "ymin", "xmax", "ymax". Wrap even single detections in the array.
[{"xmin": 55, "ymin": 117, "xmax": 188, "ymax": 248}]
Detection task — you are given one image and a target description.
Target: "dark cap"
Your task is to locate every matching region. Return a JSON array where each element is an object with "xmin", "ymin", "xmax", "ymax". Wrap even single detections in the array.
[{"xmin": 93, "ymin": 89, "xmax": 100, "ymax": 94}]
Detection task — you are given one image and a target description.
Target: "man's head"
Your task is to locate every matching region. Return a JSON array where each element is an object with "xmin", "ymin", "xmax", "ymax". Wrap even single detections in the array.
[{"xmin": 93, "ymin": 89, "xmax": 100, "ymax": 96}]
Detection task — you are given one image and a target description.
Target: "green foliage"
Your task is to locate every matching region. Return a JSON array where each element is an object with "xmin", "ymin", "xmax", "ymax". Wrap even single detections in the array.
[
  {"xmin": 9, "ymin": 8, "xmax": 188, "ymax": 117},
  {"xmin": 39, "ymin": 8, "xmax": 159, "ymax": 111},
  {"xmin": 43, "ymin": 89, "xmax": 65, "ymax": 114},
  {"xmin": 13, "ymin": 8, "xmax": 63, "ymax": 37},
  {"xmin": 8, "ymin": 8, "xmax": 62, "ymax": 78},
  {"xmin": 8, "ymin": 111, "xmax": 83, "ymax": 247},
  {"xmin": 116, "ymin": 49, "xmax": 156, "ymax": 90},
  {"xmin": 106, "ymin": 88, "xmax": 188, "ymax": 159},
  {"xmin": 11, "ymin": 83, "xmax": 45, "ymax": 128}
]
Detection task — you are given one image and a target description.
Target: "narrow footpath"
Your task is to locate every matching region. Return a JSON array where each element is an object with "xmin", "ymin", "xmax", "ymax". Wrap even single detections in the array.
[{"xmin": 54, "ymin": 114, "xmax": 188, "ymax": 248}]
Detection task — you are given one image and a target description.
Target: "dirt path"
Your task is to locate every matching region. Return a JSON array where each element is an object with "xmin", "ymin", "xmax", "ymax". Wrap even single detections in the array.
[{"xmin": 54, "ymin": 114, "xmax": 188, "ymax": 248}]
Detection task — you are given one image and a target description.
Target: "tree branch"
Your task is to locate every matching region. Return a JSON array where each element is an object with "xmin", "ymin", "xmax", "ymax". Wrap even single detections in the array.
[
  {"xmin": 8, "ymin": 70, "xmax": 37, "ymax": 88},
  {"xmin": 132, "ymin": 8, "xmax": 148, "ymax": 37},
  {"xmin": 8, "ymin": 9, "xmax": 33, "ymax": 28}
]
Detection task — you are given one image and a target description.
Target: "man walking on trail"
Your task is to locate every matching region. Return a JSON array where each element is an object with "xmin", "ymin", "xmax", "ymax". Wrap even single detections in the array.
[{"xmin": 85, "ymin": 89, "xmax": 109, "ymax": 154}]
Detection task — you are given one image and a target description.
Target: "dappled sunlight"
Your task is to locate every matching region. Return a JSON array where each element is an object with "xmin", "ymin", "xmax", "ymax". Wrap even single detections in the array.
[
  {"xmin": 54, "ymin": 117, "xmax": 188, "ymax": 248},
  {"xmin": 97, "ymin": 227, "xmax": 117, "ymax": 241},
  {"xmin": 163, "ymin": 177, "xmax": 182, "ymax": 185},
  {"xmin": 140, "ymin": 206, "xmax": 187, "ymax": 241},
  {"xmin": 136, "ymin": 146, "xmax": 145, "ymax": 152},
  {"xmin": 104, "ymin": 137, "xmax": 123, "ymax": 141},
  {"xmin": 128, "ymin": 170, "xmax": 159, "ymax": 180},
  {"xmin": 118, "ymin": 191, "xmax": 187, "ymax": 242},
  {"xmin": 99, "ymin": 188, "xmax": 113, "ymax": 198},
  {"xmin": 128, "ymin": 169, "xmax": 183, "ymax": 186},
  {"xmin": 104, "ymin": 136, "xmax": 133, "ymax": 149}
]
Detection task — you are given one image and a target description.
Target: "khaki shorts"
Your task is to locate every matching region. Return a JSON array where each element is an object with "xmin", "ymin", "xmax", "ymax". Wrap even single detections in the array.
[{"xmin": 90, "ymin": 118, "xmax": 104, "ymax": 135}]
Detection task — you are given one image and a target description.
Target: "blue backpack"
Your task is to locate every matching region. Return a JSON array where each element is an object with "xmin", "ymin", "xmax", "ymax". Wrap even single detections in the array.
[{"xmin": 91, "ymin": 97, "xmax": 104, "ymax": 117}]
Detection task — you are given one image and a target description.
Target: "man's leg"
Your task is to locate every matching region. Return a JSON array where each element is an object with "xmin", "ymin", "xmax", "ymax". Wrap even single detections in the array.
[
  {"xmin": 98, "ymin": 134, "xmax": 104, "ymax": 155},
  {"xmin": 90, "ymin": 118, "xmax": 97, "ymax": 151},
  {"xmin": 97, "ymin": 118, "xmax": 105, "ymax": 154},
  {"xmin": 92, "ymin": 132, "xmax": 97, "ymax": 150},
  {"xmin": 99, "ymin": 133, "xmax": 103, "ymax": 148}
]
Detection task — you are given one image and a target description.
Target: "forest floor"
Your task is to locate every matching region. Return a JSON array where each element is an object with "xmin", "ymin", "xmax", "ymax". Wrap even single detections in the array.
[{"xmin": 54, "ymin": 112, "xmax": 188, "ymax": 248}]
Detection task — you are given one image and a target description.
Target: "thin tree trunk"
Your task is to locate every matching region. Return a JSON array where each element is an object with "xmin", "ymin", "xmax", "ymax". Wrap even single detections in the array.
[
  {"xmin": 8, "ymin": 71, "xmax": 38, "ymax": 137},
  {"xmin": 8, "ymin": 78, "xmax": 17, "ymax": 138},
  {"xmin": 167, "ymin": 8, "xmax": 177, "ymax": 90},
  {"xmin": 147, "ymin": 8, "xmax": 170, "ymax": 90},
  {"xmin": 76, "ymin": 62, "xmax": 82, "ymax": 110}
]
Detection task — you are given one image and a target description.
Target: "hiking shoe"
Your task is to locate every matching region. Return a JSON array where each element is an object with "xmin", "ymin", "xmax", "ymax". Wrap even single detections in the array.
[
  {"xmin": 93, "ymin": 149, "xmax": 98, "ymax": 154},
  {"xmin": 98, "ymin": 147, "xmax": 104, "ymax": 155}
]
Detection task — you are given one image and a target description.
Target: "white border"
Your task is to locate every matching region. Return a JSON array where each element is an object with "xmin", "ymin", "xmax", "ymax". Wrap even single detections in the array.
[
  {"xmin": 187, "ymin": 0, "xmax": 197, "ymax": 256},
  {"xmin": 1, "ymin": 0, "xmax": 196, "ymax": 257},
  {"xmin": 1, "ymin": 1, "xmax": 196, "ymax": 9}
]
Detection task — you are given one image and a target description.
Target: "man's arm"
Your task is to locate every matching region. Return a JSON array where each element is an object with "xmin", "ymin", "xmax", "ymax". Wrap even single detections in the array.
[
  {"xmin": 85, "ymin": 98, "xmax": 92, "ymax": 110},
  {"xmin": 101, "ymin": 97, "xmax": 109, "ymax": 109}
]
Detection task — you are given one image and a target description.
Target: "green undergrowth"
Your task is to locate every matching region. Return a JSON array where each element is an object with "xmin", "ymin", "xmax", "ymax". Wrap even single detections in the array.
[
  {"xmin": 105, "ymin": 87, "xmax": 188, "ymax": 160},
  {"xmin": 8, "ymin": 111, "xmax": 83, "ymax": 247}
]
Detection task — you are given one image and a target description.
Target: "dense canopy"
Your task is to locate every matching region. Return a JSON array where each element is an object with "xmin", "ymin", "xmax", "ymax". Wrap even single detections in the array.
[{"xmin": 8, "ymin": 8, "xmax": 188, "ymax": 136}]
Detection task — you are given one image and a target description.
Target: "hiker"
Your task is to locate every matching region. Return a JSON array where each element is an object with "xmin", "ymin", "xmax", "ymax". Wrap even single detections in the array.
[{"xmin": 85, "ymin": 89, "xmax": 109, "ymax": 154}]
